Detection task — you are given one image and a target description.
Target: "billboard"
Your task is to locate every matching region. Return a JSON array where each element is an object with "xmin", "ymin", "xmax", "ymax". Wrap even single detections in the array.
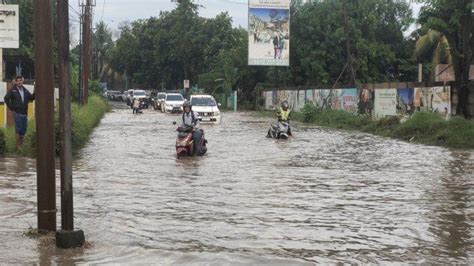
[
  {"xmin": 374, "ymin": 89, "xmax": 397, "ymax": 119},
  {"xmin": 248, "ymin": 0, "xmax": 290, "ymax": 66},
  {"xmin": 0, "ymin": 5, "xmax": 19, "ymax": 48},
  {"xmin": 396, "ymin": 88, "xmax": 414, "ymax": 116},
  {"xmin": 341, "ymin": 88, "xmax": 358, "ymax": 113},
  {"xmin": 429, "ymin": 86, "xmax": 450, "ymax": 116}
]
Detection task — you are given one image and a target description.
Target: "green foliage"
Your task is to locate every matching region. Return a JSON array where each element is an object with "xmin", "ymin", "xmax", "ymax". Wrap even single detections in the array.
[
  {"xmin": 291, "ymin": 0, "xmax": 416, "ymax": 85},
  {"xmin": 88, "ymin": 79, "xmax": 104, "ymax": 96},
  {"xmin": 297, "ymin": 106, "xmax": 474, "ymax": 149},
  {"xmin": 71, "ymin": 96, "xmax": 109, "ymax": 151},
  {"xmin": 2, "ymin": 96, "xmax": 108, "ymax": 157},
  {"xmin": 418, "ymin": 0, "xmax": 474, "ymax": 117},
  {"xmin": 301, "ymin": 102, "xmax": 371, "ymax": 129},
  {"xmin": 108, "ymin": 0, "xmax": 417, "ymax": 106}
]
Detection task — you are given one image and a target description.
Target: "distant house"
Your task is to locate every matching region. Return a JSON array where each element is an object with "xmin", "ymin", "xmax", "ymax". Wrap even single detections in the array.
[{"xmin": 435, "ymin": 64, "xmax": 474, "ymax": 82}]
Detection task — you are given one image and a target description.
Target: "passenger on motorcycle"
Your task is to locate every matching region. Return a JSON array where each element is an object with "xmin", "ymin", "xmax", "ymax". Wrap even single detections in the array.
[
  {"xmin": 181, "ymin": 100, "xmax": 204, "ymax": 153},
  {"xmin": 276, "ymin": 100, "xmax": 292, "ymax": 136}
]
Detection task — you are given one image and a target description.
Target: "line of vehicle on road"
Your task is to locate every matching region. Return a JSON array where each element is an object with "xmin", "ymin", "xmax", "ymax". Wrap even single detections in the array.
[{"xmin": 106, "ymin": 89, "xmax": 222, "ymax": 124}]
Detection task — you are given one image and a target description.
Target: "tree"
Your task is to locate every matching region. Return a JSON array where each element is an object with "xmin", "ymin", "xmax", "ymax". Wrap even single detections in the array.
[
  {"xmin": 419, "ymin": 0, "xmax": 474, "ymax": 118},
  {"xmin": 93, "ymin": 21, "xmax": 114, "ymax": 80},
  {"xmin": 288, "ymin": 0, "xmax": 416, "ymax": 86}
]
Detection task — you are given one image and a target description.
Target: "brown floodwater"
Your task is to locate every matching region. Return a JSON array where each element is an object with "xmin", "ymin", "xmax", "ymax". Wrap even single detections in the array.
[{"xmin": 0, "ymin": 102, "xmax": 473, "ymax": 264}]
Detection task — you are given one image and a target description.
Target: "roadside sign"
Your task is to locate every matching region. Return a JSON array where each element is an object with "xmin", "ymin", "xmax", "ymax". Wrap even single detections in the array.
[
  {"xmin": 184, "ymin": 80, "xmax": 189, "ymax": 89},
  {"xmin": 0, "ymin": 5, "xmax": 19, "ymax": 48}
]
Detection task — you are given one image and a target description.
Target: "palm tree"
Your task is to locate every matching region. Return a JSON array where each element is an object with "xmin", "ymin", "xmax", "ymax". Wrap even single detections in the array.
[{"xmin": 415, "ymin": 29, "xmax": 452, "ymax": 80}]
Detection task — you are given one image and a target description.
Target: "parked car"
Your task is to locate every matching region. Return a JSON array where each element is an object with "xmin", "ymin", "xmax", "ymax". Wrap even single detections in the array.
[
  {"xmin": 125, "ymin": 89, "xmax": 133, "ymax": 105},
  {"xmin": 162, "ymin": 93, "xmax": 185, "ymax": 113},
  {"xmin": 127, "ymin": 89, "xmax": 148, "ymax": 108},
  {"xmin": 152, "ymin": 92, "xmax": 167, "ymax": 111},
  {"xmin": 190, "ymin": 94, "xmax": 221, "ymax": 123},
  {"xmin": 117, "ymin": 91, "xmax": 128, "ymax": 102},
  {"xmin": 106, "ymin": 90, "xmax": 122, "ymax": 101}
]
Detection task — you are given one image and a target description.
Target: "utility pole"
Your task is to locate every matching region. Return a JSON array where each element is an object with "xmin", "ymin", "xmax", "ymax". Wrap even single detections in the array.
[
  {"xmin": 55, "ymin": 0, "xmax": 85, "ymax": 248},
  {"xmin": 80, "ymin": 0, "xmax": 95, "ymax": 105},
  {"xmin": 82, "ymin": 0, "xmax": 91, "ymax": 105},
  {"xmin": 78, "ymin": 6, "xmax": 83, "ymax": 103},
  {"xmin": 342, "ymin": 1, "xmax": 356, "ymax": 86},
  {"xmin": 34, "ymin": 0, "xmax": 56, "ymax": 233}
]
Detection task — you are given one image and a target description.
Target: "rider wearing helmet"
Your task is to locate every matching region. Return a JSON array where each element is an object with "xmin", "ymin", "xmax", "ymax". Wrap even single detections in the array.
[
  {"xmin": 182, "ymin": 100, "xmax": 200, "ymax": 127},
  {"xmin": 276, "ymin": 100, "xmax": 292, "ymax": 136},
  {"xmin": 181, "ymin": 100, "xmax": 203, "ymax": 154}
]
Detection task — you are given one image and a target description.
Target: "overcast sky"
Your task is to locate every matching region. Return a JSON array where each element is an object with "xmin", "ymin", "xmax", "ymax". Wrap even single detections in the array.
[{"xmin": 69, "ymin": 0, "xmax": 423, "ymax": 43}]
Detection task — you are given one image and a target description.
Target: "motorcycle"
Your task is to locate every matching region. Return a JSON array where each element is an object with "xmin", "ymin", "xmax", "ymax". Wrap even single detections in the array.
[
  {"xmin": 173, "ymin": 122, "xmax": 207, "ymax": 157},
  {"xmin": 267, "ymin": 121, "xmax": 290, "ymax": 139}
]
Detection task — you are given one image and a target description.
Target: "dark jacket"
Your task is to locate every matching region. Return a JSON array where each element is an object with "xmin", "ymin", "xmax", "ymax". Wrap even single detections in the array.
[
  {"xmin": 4, "ymin": 85, "xmax": 35, "ymax": 115},
  {"xmin": 273, "ymin": 36, "xmax": 279, "ymax": 46}
]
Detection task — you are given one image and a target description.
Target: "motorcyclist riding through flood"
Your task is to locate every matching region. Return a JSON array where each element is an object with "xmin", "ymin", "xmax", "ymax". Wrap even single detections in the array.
[{"xmin": 176, "ymin": 100, "xmax": 207, "ymax": 156}]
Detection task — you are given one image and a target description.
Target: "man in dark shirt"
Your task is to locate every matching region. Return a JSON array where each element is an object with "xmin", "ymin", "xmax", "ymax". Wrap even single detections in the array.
[{"xmin": 4, "ymin": 76, "xmax": 35, "ymax": 149}]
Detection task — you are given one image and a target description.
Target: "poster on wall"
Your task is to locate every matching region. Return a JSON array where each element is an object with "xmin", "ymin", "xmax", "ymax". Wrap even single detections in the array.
[
  {"xmin": 296, "ymin": 90, "xmax": 306, "ymax": 111},
  {"xmin": 341, "ymin": 88, "xmax": 358, "ymax": 113},
  {"xmin": 305, "ymin": 89, "xmax": 314, "ymax": 104},
  {"xmin": 429, "ymin": 86, "xmax": 451, "ymax": 117},
  {"xmin": 358, "ymin": 89, "xmax": 373, "ymax": 115},
  {"xmin": 396, "ymin": 88, "xmax": 414, "ymax": 116},
  {"xmin": 248, "ymin": 0, "xmax": 290, "ymax": 66},
  {"xmin": 374, "ymin": 89, "xmax": 397, "ymax": 118},
  {"xmin": 265, "ymin": 91, "xmax": 273, "ymax": 110},
  {"xmin": 312, "ymin": 89, "xmax": 330, "ymax": 108},
  {"xmin": 414, "ymin": 87, "xmax": 429, "ymax": 112}
]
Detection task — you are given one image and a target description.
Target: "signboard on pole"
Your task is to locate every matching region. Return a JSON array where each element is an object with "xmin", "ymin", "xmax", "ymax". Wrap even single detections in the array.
[
  {"xmin": 0, "ymin": 5, "xmax": 19, "ymax": 48},
  {"xmin": 184, "ymin": 80, "xmax": 190, "ymax": 89},
  {"xmin": 248, "ymin": 0, "xmax": 290, "ymax": 66}
]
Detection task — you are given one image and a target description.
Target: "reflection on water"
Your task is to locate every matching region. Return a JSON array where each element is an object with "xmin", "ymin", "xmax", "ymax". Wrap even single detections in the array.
[
  {"xmin": 426, "ymin": 152, "xmax": 472, "ymax": 262},
  {"xmin": 0, "ymin": 104, "xmax": 473, "ymax": 264}
]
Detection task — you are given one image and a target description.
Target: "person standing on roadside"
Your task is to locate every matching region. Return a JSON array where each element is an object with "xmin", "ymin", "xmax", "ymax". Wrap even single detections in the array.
[
  {"xmin": 4, "ymin": 76, "xmax": 35, "ymax": 149},
  {"xmin": 132, "ymin": 97, "xmax": 140, "ymax": 114}
]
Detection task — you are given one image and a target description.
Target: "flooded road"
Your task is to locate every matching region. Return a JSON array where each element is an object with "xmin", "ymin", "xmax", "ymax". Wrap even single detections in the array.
[{"xmin": 1, "ymin": 102, "xmax": 473, "ymax": 264}]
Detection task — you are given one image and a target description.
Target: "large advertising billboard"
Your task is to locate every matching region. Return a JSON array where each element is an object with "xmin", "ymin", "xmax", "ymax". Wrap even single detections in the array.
[
  {"xmin": 374, "ymin": 89, "xmax": 397, "ymax": 119},
  {"xmin": 248, "ymin": 0, "xmax": 290, "ymax": 66},
  {"xmin": 0, "ymin": 5, "xmax": 19, "ymax": 48}
]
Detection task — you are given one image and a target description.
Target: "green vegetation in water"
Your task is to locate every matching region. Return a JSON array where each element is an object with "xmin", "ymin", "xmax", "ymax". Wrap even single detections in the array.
[
  {"xmin": 0, "ymin": 95, "xmax": 109, "ymax": 157},
  {"xmin": 261, "ymin": 103, "xmax": 474, "ymax": 149}
]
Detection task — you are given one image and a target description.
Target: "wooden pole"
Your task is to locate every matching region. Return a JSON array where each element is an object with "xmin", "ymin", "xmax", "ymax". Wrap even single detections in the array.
[
  {"xmin": 34, "ymin": 0, "xmax": 56, "ymax": 232},
  {"xmin": 82, "ymin": 0, "xmax": 91, "ymax": 105},
  {"xmin": 58, "ymin": 0, "xmax": 74, "ymax": 231}
]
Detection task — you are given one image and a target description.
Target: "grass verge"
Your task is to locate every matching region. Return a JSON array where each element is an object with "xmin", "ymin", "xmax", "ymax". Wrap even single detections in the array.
[{"xmin": 0, "ymin": 95, "xmax": 109, "ymax": 157}]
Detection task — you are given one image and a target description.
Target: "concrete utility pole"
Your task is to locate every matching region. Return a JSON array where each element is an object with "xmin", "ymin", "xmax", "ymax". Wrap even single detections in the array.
[
  {"xmin": 34, "ymin": 0, "xmax": 56, "ymax": 232},
  {"xmin": 55, "ymin": 0, "xmax": 85, "ymax": 249},
  {"xmin": 82, "ymin": 0, "xmax": 91, "ymax": 105},
  {"xmin": 58, "ymin": 0, "xmax": 74, "ymax": 230}
]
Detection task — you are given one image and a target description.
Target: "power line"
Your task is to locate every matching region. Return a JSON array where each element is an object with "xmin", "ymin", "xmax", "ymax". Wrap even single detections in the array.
[
  {"xmin": 101, "ymin": 0, "xmax": 106, "ymax": 21},
  {"xmin": 69, "ymin": 4, "xmax": 81, "ymax": 16}
]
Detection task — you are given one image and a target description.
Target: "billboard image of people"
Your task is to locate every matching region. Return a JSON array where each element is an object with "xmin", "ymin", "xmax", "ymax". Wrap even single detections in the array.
[
  {"xmin": 396, "ymin": 88, "xmax": 414, "ymax": 116},
  {"xmin": 414, "ymin": 87, "xmax": 428, "ymax": 112},
  {"xmin": 429, "ymin": 86, "xmax": 450, "ymax": 117},
  {"xmin": 358, "ymin": 89, "xmax": 373, "ymax": 115},
  {"xmin": 248, "ymin": 0, "xmax": 290, "ymax": 66}
]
